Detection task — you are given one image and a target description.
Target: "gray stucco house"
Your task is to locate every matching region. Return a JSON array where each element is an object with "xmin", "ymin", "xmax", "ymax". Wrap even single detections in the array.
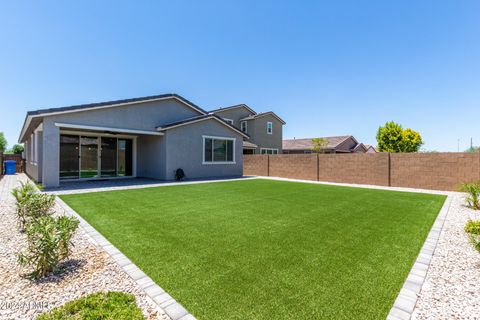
[
  {"xmin": 19, "ymin": 93, "xmax": 252, "ymax": 188},
  {"xmin": 210, "ymin": 104, "xmax": 285, "ymax": 154}
]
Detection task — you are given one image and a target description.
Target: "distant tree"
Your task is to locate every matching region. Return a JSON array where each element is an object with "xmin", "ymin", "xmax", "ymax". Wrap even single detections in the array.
[
  {"xmin": 376, "ymin": 121, "xmax": 423, "ymax": 153},
  {"xmin": 465, "ymin": 146, "xmax": 480, "ymax": 153},
  {"xmin": 12, "ymin": 144, "xmax": 24, "ymax": 154},
  {"xmin": 311, "ymin": 138, "xmax": 328, "ymax": 153},
  {"xmin": 0, "ymin": 132, "xmax": 7, "ymax": 152}
]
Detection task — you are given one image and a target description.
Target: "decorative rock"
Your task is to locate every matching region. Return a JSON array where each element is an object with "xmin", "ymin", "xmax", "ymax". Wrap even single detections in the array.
[{"xmin": 0, "ymin": 175, "xmax": 169, "ymax": 320}]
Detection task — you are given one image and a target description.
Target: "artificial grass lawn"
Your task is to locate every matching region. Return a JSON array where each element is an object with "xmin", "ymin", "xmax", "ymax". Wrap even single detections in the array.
[{"xmin": 60, "ymin": 179, "xmax": 446, "ymax": 320}]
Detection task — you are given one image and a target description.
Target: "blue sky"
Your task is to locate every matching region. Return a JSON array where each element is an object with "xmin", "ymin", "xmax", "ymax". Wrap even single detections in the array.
[{"xmin": 1, "ymin": 1, "xmax": 479, "ymax": 151}]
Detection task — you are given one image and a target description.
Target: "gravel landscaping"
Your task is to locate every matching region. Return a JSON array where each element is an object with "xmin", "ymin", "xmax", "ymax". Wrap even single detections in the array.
[
  {"xmin": 412, "ymin": 193, "xmax": 480, "ymax": 319},
  {"xmin": 0, "ymin": 174, "xmax": 169, "ymax": 320}
]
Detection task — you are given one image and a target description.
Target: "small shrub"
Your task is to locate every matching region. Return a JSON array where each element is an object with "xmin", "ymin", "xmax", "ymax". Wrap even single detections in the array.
[
  {"xmin": 17, "ymin": 215, "xmax": 79, "ymax": 279},
  {"xmin": 24, "ymin": 193, "xmax": 56, "ymax": 220},
  {"xmin": 460, "ymin": 182, "xmax": 480, "ymax": 210},
  {"xmin": 175, "ymin": 168, "xmax": 185, "ymax": 181},
  {"xmin": 465, "ymin": 220, "xmax": 480, "ymax": 235},
  {"xmin": 11, "ymin": 181, "xmax": 37, "ymax": 230},
  {"xmin": 468, "ymin": 234, "xmax": 480, "ymax": 253},
  {"xmin": 37, "ymin": 292, "xmax": 144, "ymax": 320}
]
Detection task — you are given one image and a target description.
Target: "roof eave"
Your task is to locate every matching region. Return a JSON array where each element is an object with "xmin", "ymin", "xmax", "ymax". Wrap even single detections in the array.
[{"xmin": 157, "ymin": 115, "xmax": 250, "ymax": 139}]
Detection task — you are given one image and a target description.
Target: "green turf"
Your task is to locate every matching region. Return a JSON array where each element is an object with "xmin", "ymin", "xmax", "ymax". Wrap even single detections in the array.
[{"xmin": 60, "ymin": 179, "xmax": 446, "ymax": 320}]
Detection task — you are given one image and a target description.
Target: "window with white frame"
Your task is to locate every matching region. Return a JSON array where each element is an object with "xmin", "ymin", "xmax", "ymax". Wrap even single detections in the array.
[
  {"xmin": 203, "ymin": 136, "xmax": 235, "ymax": 164},
  {"xmin": 30, "ymin": 133, "xmax": 35, "ymax": 164},
  {"xmin": 267, "ymin": 122, "xmax": 273, "ymax": 134},
  {"xmin": 240, "ymin": 121, "xmax": 247, "ymax": 133},
  {"xmin": 223, "ymin": 118, "xmax": 234, "ymax": 125},
  {"xmin": 260, "ymin": 148, "xmax": 278, "ymax": 155},
  {"xmin": 34, "ymin": 131, "xmax": 39, "ymax": 163},
  {"xmin": 25, "ymin": 141, "xmax": 29, "ymax": 161}
]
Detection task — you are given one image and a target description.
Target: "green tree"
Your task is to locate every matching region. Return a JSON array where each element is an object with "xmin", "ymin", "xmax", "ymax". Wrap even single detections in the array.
[
  {"xmin": 12, "ymin": 144, "xmax": 24, "ymax": 154},
  {"xmin": 376, "ymin": 121, "xmax": 423, "ymax": 153},
  {"xmin": 0, "ymin": 132, "xmax": 7, "ymax": 152},
  {"xmin": 465, "ymin": 146, "xmax": 480, "ymax": 153},
  {"xmin": 311, "ymin": 137, "xmax": 328, "ymax": 153}
]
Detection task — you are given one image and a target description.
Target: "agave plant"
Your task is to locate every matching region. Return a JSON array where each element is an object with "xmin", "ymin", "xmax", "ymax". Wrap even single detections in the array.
[{"xmin": 461, "ymin": 182, "xmax": 480, "ymax": 210}]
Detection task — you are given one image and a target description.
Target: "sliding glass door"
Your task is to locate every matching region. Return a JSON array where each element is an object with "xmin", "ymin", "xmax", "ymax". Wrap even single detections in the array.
[
  {"xmin": 117, "ymin": 139, "xmax": 133, "ymax": 177},
  {"xmin": 60, "ymin": 135, "xmax": 80, "ymax": 179},
  {"xmin": 80, "ymin": 136, "xmax": 98, "ymax": 178},
  {"xmin": 60, "ymin": 134, "xmax": 133, "ymax": 180},
  {"xmin": 101, "ymin": 137, "xmax": 117, "ymax": 177}
]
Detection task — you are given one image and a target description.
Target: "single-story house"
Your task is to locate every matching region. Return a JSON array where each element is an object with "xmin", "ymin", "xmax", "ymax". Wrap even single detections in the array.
[
  {"xmin": 282, "ymin": 136, "xmax": 375, "ymax": 154},
  {"xmin": 18, "ymin": 93, "xmax": 250, "ymax": 188}
]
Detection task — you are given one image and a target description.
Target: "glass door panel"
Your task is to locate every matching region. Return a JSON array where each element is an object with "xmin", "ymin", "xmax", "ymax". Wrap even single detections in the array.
[
  {"xmin": 118, "ymin": 139, "xmax": 133, "ymax": 176},
  {"xmin": 101, "ymin": 137, "xmax": 117, "ymax": 177},
  {"xmin": 60, "ymin": 135, "xmax": 79, "ymax": 179},
  {"xmin": 80, "ymin": 136, "xmax": 98, "ymax": 178}
]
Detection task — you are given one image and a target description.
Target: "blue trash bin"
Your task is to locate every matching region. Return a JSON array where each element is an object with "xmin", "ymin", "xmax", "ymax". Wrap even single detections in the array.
[{"xmin": 4, "ymin": 160, "xmax": 16, "ymax": 175}]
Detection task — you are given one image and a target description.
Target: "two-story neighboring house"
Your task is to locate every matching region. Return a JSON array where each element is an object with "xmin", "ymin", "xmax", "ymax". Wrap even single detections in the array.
[{"xmin": 210, "ymin": 104, "xmax": 285, "ymax": 154}]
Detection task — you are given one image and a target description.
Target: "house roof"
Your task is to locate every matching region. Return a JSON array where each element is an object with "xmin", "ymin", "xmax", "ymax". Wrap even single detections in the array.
[
  {"xmin": 26, "ymin": 93, "xmax": 207, "ymax": 117},
  {"xmin": 156, "ymin": 114, "xmax": 250, "ymax": 139},
  {"xmin": 19, "ymin": 93, "xmax": 207, "ymax": 143},
  {"xmin": 353, "ymin": 143, "xmax": 367, "ymax": 152},
  {"xmin": 239, "ymin": 111, "xmax": 286, "ymax": 125},
  {"xmin": 283, "ymin": 136, "xmax": 354, "ymax": 151},
  {"xmin": 209, "ymin": 104, "xmax": 257, "ymax": 115},
  {"xmin": 243, "ymin": 141, "xmax": 258, "ymax": 149}
]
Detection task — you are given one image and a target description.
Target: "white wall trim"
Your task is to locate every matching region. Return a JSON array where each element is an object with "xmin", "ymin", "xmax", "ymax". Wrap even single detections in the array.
[
  {"xmin": 59, "ymin": 133, "xmax": 137, "ymax": 181},
  {"xmin": 267, "ymin": 121, "xmax": 273, "ymax": 135},
  {"xmin": 240, "ymin": 121, "xmax": 248, "ymax": 134},
  {"xmin": 260, "ymin": 148, "xmax": 279, "ymax": 155},
  {"xmin": 157, "ymin": 116, "xmax": 249, "ymax": 139},
  {"xmin": 202, "ymin": 135, "xmax": 236, "ymax": 165},
  {"xmin": 55, "ymin": 122, "xmax": 164, "ymax": 136}
]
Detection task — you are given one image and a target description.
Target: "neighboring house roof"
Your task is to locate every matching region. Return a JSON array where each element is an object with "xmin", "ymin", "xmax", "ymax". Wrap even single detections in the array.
[
  {"xmin": 239, "ymin": 111, "xmax": 286, "ymax": 125},
  {"xmin": 365, "ymin": 144, "xmax": 378, "ymax": 153},
  {"xmin": 283, "ymin": 136, "xmax": 354, "ymax": 151},
  {"xmin": 209, "ymin": 104, "xmax": 257, "ymax": 115},
  {"xmin": 243, "ymin": 141, "xmax": 258, "ymax": 149},
  {"xmin": 353, "ymin": 143, "xmax": 368, "ymax": 152},
  {"xmin": 156, "ymin": 114, "xmax": 250, "ymax": 139},
  {"xmin": 19, "ymin": 93, "xmax": 207, "ymax": 142}
]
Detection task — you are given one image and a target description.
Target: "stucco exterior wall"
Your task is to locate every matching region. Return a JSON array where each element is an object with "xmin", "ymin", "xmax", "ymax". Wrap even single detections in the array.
[
  {"xmin": 25, "ymin": 136, "xmax": 39, "ymax": 181},
  {"xmin": 42, "ymin": 119, "xmax": 60, "ymax": 187},
  {"xmin": 137, "ymin": 135, "xmax": 167, "ymax": 180},
  {"xmin": 248, "ymin": 114, "xmax": 283, "ymax": 153},
  {"xmin": 37, "ymin": 99, "xmax": 202, "ymax": 187},
  {"xmin": 45, "ymin": 99, "xmax": 202, "ymax": 131},
  {"xmin": 164, "ymin": 119, "xmax": 244, "ymax": 180},
  {"xmin": 212, "ymin": 107, "xmax": 253, "ymax": 128},
  {"xmin": 24, "ymin": 130, "xmax": 43, "ymax": 182}
]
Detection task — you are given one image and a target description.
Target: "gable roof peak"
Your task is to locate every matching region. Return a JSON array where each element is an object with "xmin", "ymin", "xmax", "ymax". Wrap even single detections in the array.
[{"xmin": 209, "ymin": 103, "xmax": 257, "ymax": 115}]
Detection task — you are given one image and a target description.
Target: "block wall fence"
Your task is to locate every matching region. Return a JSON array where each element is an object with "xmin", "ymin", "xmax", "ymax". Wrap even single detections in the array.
[
  {"xmin": 243, "ymin": 152, "xmax": 480, "ymax": 191},
  {"xmin": 0, "ymin": 153, "xmax": 25, "ymax": 175}
]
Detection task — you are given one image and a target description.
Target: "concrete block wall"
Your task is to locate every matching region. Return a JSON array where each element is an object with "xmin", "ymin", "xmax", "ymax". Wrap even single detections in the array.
[
  {"xmin": 269, "ymin": 154, "xmax": 318, "ymax": 181},
  {"xmin": 244, "ymin": 152, "xmax": 480, "ymax": 191},
  {"xmin": 317, "ymin": 153, "xmax": 390, "ymax": 186},
  {"xmin": 243, "ymin": 155, "xmax": 269, "ymax": 177},
  {"xmin": 390, "ymin": 152, "xmax": 480, "ymax": 191}
]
